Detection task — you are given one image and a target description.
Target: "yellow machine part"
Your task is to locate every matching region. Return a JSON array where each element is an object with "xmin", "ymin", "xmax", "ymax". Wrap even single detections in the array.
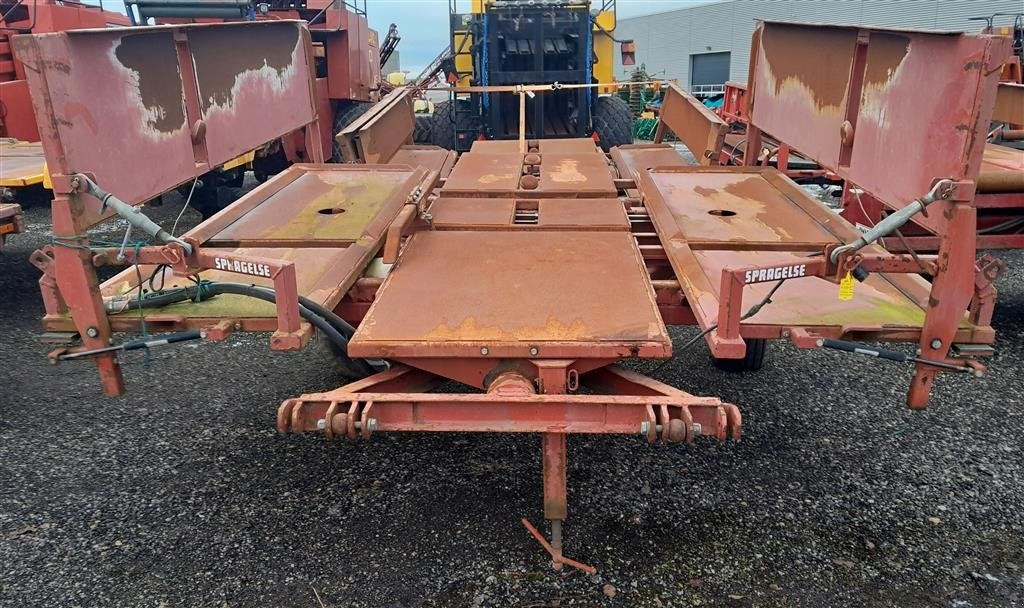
[
  {"xmin": 222, "ymin": 150, "xmax": 255, "ymax": 172},
  {"xmin": 592, "ymin": 9, "xmax": 616, "ymax": 93}
]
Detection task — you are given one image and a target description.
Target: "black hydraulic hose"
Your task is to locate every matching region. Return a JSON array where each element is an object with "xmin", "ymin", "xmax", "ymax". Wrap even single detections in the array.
[
  {"xmin": 207, "ymin": 283, "xmax": 374, "ymax": 378},
  {"xmin": 125, "ymin": 281, "xmax": 371, "ymax": 378},
  {"xmin": 126, "ymin": 282, "xmax": 356, "ymax": 338}
]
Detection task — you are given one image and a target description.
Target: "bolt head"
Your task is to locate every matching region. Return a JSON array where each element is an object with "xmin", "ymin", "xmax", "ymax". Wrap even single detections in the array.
[
  {"xmin": 930, "ymin": 339, "xmax": 942, "ymax": 349},
  {"xmin": 480, "ymin": 347, "xmax": 489, "ymax": 356},
  {"xmin": 85, "ymin": 327, "xmax": 99, "ymax": 338},
  {"xmin": 316, "ymin": 419, "xmax": 326, "ymax": 430},
  {"xmin": 529, "ymin": 347, "xmax": 539, "ymax": 356}
]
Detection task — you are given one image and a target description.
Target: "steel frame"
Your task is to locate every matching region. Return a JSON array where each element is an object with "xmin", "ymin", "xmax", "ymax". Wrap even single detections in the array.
[{"xmin": 16, "ymin": 19, "xmax": 1013, "ymax": 571}]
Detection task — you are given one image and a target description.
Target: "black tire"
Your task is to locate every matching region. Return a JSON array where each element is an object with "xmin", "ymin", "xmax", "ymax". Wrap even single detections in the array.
[
  {"xmin": 429, "ymin": 100, "xmax": 477, "ymax": 151},
  {"xmin": 413, "ymin": 114, "xmax": 432, "ymax": 144},
  {"xmin": 591, "ymin": 95, "xmax": 634, "ymax": 152},
  {"xmin": 13, "ymin": 184, "xmax": 53, "ymax": 209},
  {"xmin": 192, "ymin": 185, "xmax": 243, "ymax": 220},
  {"xmin": 713, "ymin": 338, "xmax": 768, "ymax": 372},
  {"xmin": 331, "ymin": 101, "xmax": 374, "ymax": 162},
  {"xmin": 225, "ymin": 168, "xmax": 245, "ymax": 188}
]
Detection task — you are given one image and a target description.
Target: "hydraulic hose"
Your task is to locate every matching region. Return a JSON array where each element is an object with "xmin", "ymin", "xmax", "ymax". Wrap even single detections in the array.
[{"xmin": 116, "ymin": 281, "xmax": 372, "ymax": 378}]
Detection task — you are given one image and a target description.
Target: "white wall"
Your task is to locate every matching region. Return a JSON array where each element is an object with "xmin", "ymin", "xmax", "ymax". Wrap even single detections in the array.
[{"xmin": 615, "ymin": 0, "xmax": 1022, "ymax": 88}]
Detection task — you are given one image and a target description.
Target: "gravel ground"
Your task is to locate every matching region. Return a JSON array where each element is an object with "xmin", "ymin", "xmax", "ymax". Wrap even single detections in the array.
[{"xmin": 1, "ymin": 193, "xmax": 1022, "ymax": 608}]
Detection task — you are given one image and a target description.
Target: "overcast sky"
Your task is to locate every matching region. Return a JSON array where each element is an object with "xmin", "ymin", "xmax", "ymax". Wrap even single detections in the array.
[{"xmin": 367, "ymin": 0, "xmax": 713, "ymax": 74}]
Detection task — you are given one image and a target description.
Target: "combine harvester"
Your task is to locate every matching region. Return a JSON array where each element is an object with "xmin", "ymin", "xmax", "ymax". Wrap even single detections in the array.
[{"xmin": 14, "ymin": 16, "xmax": 1010, "ymax": 571}]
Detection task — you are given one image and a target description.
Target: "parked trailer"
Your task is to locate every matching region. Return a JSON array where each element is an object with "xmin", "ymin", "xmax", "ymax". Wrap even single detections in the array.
[{"xmin": 15, "ymin": 20, "xmax": 1009, "ymax": 571}]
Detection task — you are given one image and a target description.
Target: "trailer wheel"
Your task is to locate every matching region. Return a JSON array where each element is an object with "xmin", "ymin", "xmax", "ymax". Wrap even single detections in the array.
[
  {"xmin": 413, "ymin": 114, "xmax": 432, "ymax": 144},
  {"xmin": 331, "ymin": 101, "xmax": 374, "ymax": 162},
  {"xmin": 592, "ymin": 95, "xmax": 634, "ymax": 152},
  {"xmin": 429, "ymin": 100, "xmax": 476, "ymax": 151},
  {"xmin": 712, "ymin": 338, "xmax": 768, "ymax": 372}
]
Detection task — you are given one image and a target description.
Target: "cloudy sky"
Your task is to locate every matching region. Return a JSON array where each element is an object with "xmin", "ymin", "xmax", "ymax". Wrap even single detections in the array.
[{"xmin": 366, "ymin": 0, "xmax": 712, "ymax": 74}]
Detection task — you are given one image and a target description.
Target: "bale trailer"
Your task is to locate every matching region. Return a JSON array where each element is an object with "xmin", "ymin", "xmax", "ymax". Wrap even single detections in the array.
[{"xmin": 14, "ymin": 19, "xmax": 1010, "ymax": 571}]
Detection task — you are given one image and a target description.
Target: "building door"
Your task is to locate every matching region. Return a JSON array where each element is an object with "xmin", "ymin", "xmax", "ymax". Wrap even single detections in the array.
[{"xmin": 690, "ymin": 51, "xmax": 730, "ymax": 94}]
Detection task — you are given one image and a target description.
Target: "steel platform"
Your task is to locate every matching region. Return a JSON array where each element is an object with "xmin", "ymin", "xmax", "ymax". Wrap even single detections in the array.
[{"xmin": 348, "ymin": 230, "xmax": 671, "ymax": 360}]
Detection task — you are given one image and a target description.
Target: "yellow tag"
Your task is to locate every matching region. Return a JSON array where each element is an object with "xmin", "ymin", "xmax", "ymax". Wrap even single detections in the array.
[{"xmin": 838, "ymin": 271, "xmax": 855, "ymax": 301}]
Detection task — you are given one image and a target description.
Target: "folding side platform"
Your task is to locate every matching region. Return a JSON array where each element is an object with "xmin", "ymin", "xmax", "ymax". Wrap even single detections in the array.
[
  {"xmin": 65, "ymin": 164, "xmax": 434, "ymax": 334},
  {"xmin": 636, "ymin": 166, "xmax": 991, "ymax": 355}
]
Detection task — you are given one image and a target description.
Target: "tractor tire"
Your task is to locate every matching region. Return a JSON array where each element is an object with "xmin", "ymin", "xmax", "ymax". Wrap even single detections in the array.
[
  {"xmin": 429, "ymin": 100, "xmax": 476, "ymax": 151},
  {"xmin": 712, "ymin": 338, "xmax": 768, "ymax": 373},
  {"xmin": 413, "ymin": 114, "xmax": 432, "ymax": 144},
  {"xmin": 331, "ymin": 101, "xmax": 374, "ymax": 162},
  {"xmin": 592, "ymin": 94, "xmax": 634, "ymax": 152}
]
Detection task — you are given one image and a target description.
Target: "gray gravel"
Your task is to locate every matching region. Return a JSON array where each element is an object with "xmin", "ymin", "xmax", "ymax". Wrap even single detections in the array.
[{"xmin": 1, "ymin": 193, "xmax": 1022, "ymax": 608}]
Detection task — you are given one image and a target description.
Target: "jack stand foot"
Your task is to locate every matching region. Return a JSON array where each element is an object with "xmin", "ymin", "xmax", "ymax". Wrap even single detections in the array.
[{"xmin": 521, "ymin": 518, "xmax": 596, "ymax": 574}]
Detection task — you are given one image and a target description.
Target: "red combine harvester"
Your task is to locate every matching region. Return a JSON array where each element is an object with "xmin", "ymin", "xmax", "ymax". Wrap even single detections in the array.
[{"xmin": 14, "ymin": 20, "xmax": 1010, "ymax": 571}]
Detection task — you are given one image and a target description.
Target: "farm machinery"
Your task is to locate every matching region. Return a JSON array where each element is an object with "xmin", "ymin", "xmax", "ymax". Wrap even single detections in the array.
[
  {"xmin": 430, "ymin": 0, "xmax": 635, "ymax": 152},
  {"xmin": 0, "ymin": 0, "xmax": 131, "ymax": 245},
  {"xmin": 14, "ymin": 19, "xmax": 1010, "ymax": 570}
]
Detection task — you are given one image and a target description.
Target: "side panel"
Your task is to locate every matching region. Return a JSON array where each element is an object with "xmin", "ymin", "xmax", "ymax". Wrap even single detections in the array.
[
  {"xmin": 747, "ymin": 21, "xmax": 1010, "ymax": 229},
  {"xmin": 13, "ymin": 21, "xmax": 319, "ymax": 219}
]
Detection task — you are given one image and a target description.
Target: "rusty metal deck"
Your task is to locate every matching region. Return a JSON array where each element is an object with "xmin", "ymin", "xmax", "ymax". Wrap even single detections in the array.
[
  {"xmin": 390, "ymin": 146, "xmax": 457, "ymax": 177},
  {"xmin": 638, "ymin": 166, "xmax": 941, "ymax": 333},
  {"xmin": 427, "ymin": 197, "xmax": 629, "ymax": 230},
  {"xmin": 202, "ymin": 165, "xmax": 422, "ymax": 247},
  {"xmin": 91, "ymin": 164, "xmax": 431, "ymax": 330},
  {"xmin": 348, "ymin": 230, "xmax": 671, "ymax": 360},
  {"xmin": 444, "ymin": 143, "xmax": 617, "ymax": 198},
  {"xmin": 611, "ymin": 144, "xmax": 690, "ymax": 179}
]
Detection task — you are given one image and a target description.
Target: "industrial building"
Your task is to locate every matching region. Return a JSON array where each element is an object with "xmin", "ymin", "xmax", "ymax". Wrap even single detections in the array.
[{"xmin": 613, "ymin": 0, "xmax": 1023, "ymax": 92}]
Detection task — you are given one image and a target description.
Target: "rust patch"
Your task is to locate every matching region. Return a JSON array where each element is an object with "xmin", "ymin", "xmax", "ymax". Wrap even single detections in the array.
[
  {"xmin": 761, "ymin": 24, "xmax": 857, "ymax": 109},
  {"xmin": 114, "ymin": 32, "xmax": 186, "ymax": 134},
  {"xmin": 189, "ymin": 26, "xmax": 298, "ymax": 112},
  {"xmin": 863, "ymin": 33, "xmax": 909, "ymax": 89},
  {"xmin": 722, "ymin": 176, "xmax": 765, "ymax": 200},
  {"xmin": 693, "ymin": 186, "xmax": 718, "ymax": 197}
]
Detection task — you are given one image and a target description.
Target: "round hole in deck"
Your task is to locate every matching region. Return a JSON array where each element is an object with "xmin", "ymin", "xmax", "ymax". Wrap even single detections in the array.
[
  {"xmin": 318, "ymin": 207, "xmax": 347, "ymax": 215},
  {"xmin": 708, "ymin": 209, "xmax": 737, "ymax": 217}
]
